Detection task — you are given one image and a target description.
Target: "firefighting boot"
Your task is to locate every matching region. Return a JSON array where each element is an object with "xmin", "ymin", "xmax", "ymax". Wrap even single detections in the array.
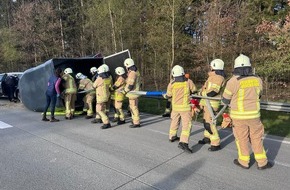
[
  {"xmin": 257, "ymin": 162, "xmax": 273, "ymax": 170},
  {"xmin": 91, "ymin": 118, "xmax": 102, "ymax": 123},
  {"xmin": 208, "ymin": 145, "xmax": 221, "ymax": 151},
  {"xmin": 129, "ymin": 124, "xmax": 141, "ymax": 128},
  {"xmin": 169, "ymin": 136, "xmax": 180, "ymax": 142},
  {"xmin": 233, "ymin": 159, "xmax": 249, "ymax": 169},
  {"xmin": 198, "ymin": 137, "xmax": 211, "ymax": 144},
  {"xmin": 50, "ymin": 117, "xmax": 59, "ymax": 122},
  {"xmin": 178, "ymin": 142, "xmax": 193, "ymax": 153},
  {"xmin": 85, "ymin": 115, "xmax": 94, "ymax": 119},
  {"xmin": 117, "ymin": 119, "xmax": 126, "ymax": 125},
  {"xmin": 42, "ymin": 114, "xmax": 49, "ymax": 121},
  {"xmin": 101, "ymin": 123, "xmax": 111, "ymax": 129}
]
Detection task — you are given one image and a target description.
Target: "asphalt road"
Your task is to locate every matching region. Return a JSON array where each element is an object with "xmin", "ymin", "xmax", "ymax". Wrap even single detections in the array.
[{"xmin": 0, "ymin": 100, "xmax": 290, "ymax": 190}]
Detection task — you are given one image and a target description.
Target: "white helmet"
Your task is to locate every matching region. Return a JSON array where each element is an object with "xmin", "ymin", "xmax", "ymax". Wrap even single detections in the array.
[
  {"xmin": 124, "ymin": 58, "xmax": 135, "ymax": 68},
  {"xmin": 64, "ymin": 68, "xmax": 73, "ymax": 74},
  {"xmin": 90, "ymin": 67, "xmax": 98, "ymax": 73},
  {"xmin": 76, "ymin": 72, "xmax": 86, "ymax": 80},
  {"xmin": 102, "ymin": 64, "xmax": 109, "ymax": 72},
  {"xmin": 210, "ymin": 59, "xmax": 224, "ymax": 70},
  {"xmin": 171, "ymin": 65, "xmax": 185, "ymax": 77},
  {"xmin": 234, "ymin": 54, "xmax": 251, "ymax": 68},
  {"xmin": 97, "ymin": 65, "xmax": 106, "ymax": 74},
  {"xmin": 115, "ymin": 67, "xmax": 125, "ymax": 75}
]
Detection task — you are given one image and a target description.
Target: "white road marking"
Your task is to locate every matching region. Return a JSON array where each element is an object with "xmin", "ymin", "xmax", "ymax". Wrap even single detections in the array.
[{"xmin": 0, "ymin": 121, "xmax": 13, "ymax": 129}]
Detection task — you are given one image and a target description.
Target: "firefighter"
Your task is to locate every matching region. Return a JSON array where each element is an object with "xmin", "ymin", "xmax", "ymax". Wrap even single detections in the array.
[
  {"xmin": 111, "ymin": 67, "xmax": 127, "ymax": 125},
  {"xmin": 122, "ymin": 58, "xmax": 141, "ymax": 128},
  {"xmin": 90, "ymin": 67, "xmax": 98, "ymax": 82},
  {"xmin": 91, "ymin": 65, "xmax": 112, "ymax": 129},
  {"xmin": 222, "ymin": 54, "xmax": 272, "ymax": 170},
  {"xmin": 162, "ymin": 73, "xmax": 190, "ymax": 117},
  {"xmin": 198, "ymin": 59, "xmax": 226, "ymax": 151},
  {"xmin": 62, "ymin": 68, "xmax": 77, "ymax": 120},
  {"xmin": 75, "ymin": 73, "xmax": 96, "ymax": 119},
  {"xmin": 163, "ymin": 65, "xmax": 197, "ymax": 153},
  {"xmin": 101, "ymin": 64, "xmax": 114, "ymax": 116}
]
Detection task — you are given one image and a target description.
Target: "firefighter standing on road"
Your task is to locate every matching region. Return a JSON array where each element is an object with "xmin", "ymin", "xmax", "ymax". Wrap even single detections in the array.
[
  {"xmin": 62, "ymin": 68, "xmax": 77, "ymax": 120},
  {"xmin": 122, "ymin": 58, "xmax": 141, "ymax": 128},
  {"xmin": 111, "ymin": 67, "xmax": 127, "ymax": 125},
  {"xmin": 222, "ymin": 54, "xmax": 272, "ymax": 170},
  {"xmin": 91, "ymin": 65, "xmax": 112, "ymax": 129},
  {"xmin": 198, "ymin": 59, "xmax": 226, "ymax": 151},
  {"xmin": 75, "ymin": 73, "xmax": 96, "ymax": 119},
  {"xmin": 164, "ymin": 65, "xmax": 197, "ymax": 153}
]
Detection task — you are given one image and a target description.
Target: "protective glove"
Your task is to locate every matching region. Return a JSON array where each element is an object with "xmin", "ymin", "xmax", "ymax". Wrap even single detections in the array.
[
  {"xmin": 119, "ymin": 89, "xmax": 127, "ymax": 95},
  {"xmin": 162, "ymin": 94, "xmax": 168, "ymax": 99},
  {"xmin": 221, "ymin": 113, "xmax": 232, "ymax": 129}
]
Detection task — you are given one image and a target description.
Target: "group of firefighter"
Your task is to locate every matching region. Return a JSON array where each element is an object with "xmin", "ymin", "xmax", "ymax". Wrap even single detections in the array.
[{"xmin": 42, "ymin": 54, "xmax": 272, "ymax": 170}]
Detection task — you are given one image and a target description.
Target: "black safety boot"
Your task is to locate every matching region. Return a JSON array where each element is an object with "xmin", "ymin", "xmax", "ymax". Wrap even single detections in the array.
[
  {"xmin": 233, "ymin": 159, "xmax": 249, "ymax": 169},
  {"xmin": 101, "ymin": 123, "xmax": 111, "ymax": 129},
  {"xmin": 257, "ymin": 162, "xmax": 273, "ymax": 170},
  {"xmin": 50, "ymin": 117, "xmax": 59, "ymax": 122},
  {"xmin": 112, "ymin": 117, "xmax": 119, "ymax": 122},
  {"xmin": 169, "ymin": 136, "xmax": 180, "ymax": 142},
  {"xmin": 117, "ymin": 120, "xmax": 125, "ymax": 125},
  {"xmin": 85, "ymin": 115, "xmax": 94, "ymax": 119},
  {"xmin": 42, "ymin": 115, "xmax": 49, "ymax": 121},
  {"xmin": 162, "ymin": 112, "xmax": 170, "ymax": 117},
  {"xmin": 178, "ymin": 142, "xmax": 193, "ymax": 153},
  {"xmin": 198, "ymin": 137, "xmax": 211, "ymax": 144},
  {"xmin": 208, "ymin": 145, "xmax": 221, "ymax": 151},
  {"xmin": 91, "ymin": 118, "xmax": 102, "ymax": 123},
  {"xmin": 130, "ymin": 124, "xmax": 141, "ymax": 128}
]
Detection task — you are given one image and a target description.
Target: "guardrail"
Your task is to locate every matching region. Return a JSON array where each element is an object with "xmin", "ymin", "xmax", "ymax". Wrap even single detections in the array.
[{"xmin": 260, "ymin": 101, "xmax": 290, "ymax": 113}]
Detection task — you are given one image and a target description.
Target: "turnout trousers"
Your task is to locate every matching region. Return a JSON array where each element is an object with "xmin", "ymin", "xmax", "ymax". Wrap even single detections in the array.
[{"xmin": 232, "ymin": 118, "xmax": 268, "ymax": 168}]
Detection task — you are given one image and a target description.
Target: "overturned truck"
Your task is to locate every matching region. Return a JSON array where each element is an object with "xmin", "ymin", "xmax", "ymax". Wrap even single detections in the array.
[{"xmin": 19, "ymin": 50, "xmax": 130, "ymax": 112}]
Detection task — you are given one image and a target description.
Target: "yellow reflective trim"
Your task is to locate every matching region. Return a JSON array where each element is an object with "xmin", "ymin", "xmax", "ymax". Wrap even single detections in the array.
[
  {"xmin": 181, "ymin": 131, "xmax": 190, "ymax": 137},
  {"xmin": 170, "ymin": 129, "xmax": 177, "ymax": 136},
  {"xmin": 224, "ymin": 88, "xmax": 232, "ymax": 96},
  {"xmin": 254, "ymin": 149, "xmax": 267, "ymax": 160},
  {"xmin": 237, "ymin": 89, "xmax": 244, "ymax": 112},
  {"xmin": 240, "ymin": 79, "xmax": 260, "ymax": 88},
  {"xmin": 235, "ymin": 140, "xmax": 250, "ymax": 161},
  {"xmin": 230, "ymin": 110, "xmax": 260, "ymax": 115}
]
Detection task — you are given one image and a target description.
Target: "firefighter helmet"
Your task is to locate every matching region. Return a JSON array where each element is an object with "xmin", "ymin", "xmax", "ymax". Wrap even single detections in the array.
[
  {"xmin": 172, "ymin": 65, "xmax": 185, "ymax": 77},
  {"xmin": 124, "ymin": 58, "xmax": 135, "ymax": 68},
  {"xmin": 102, "ymin": 64, "xmax": 109, "ymax": 72},
  {"xmin": 90, "ymin": 67, "xmax": 98, "ymax": 73},
  {"xmin": 210, "ymin": 59, "xmax": 224, "ymax": 70},
  {"xmin": 234, "ymin": 54, "xmax": 251, "ymax": 68},
  {"xmin": 115, "ymin": 67, "xmax": 125, "ymax": 75},
  {"xmin": 97, "ymin": 65, "xmax": 106, "ymax": 74},
  {"xmin": 64, "ymin": 68, "xmax": 73, "ymax": 74}
]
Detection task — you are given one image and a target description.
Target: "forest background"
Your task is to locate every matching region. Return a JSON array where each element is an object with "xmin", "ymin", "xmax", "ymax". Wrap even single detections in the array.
[{"xmin": 0, "ymin": 0, "xmax": 289, "ymax": 102}]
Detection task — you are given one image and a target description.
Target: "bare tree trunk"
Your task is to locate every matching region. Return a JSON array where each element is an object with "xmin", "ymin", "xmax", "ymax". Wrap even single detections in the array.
[
  {"xmin": 108, "ymin": 2, "xmax": 117, "ymax": 53},
  {"xmin": 80, "ymin": 0, "xmax": 85, "ymax": 56},
  {"xmin": 58, "ymin": 0, "xmax": 65, "ymax": 56}
]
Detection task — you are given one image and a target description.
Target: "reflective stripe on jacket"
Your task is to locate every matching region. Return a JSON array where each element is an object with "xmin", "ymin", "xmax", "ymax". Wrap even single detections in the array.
[
  {"xmin": 200, "ymin": 71, "xmax": 225, "ymax": 109},
  {"xmin": 114, "ymin": 76, "xmax": 126, "ymax": 101},
  {"xmin": 125, "ymin": 70, "xmax": 141, "ymax": 99},
  {"xmin": 62, "ymin": 74, "xmax": 77, "ymax": 94},
  {"xmin": 166, "ymin": 79, "xmax": 196, "ymax": 112},
  {"xmin": 222, "ymin": 75, "xmax": 262, "ymax": 119}
]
